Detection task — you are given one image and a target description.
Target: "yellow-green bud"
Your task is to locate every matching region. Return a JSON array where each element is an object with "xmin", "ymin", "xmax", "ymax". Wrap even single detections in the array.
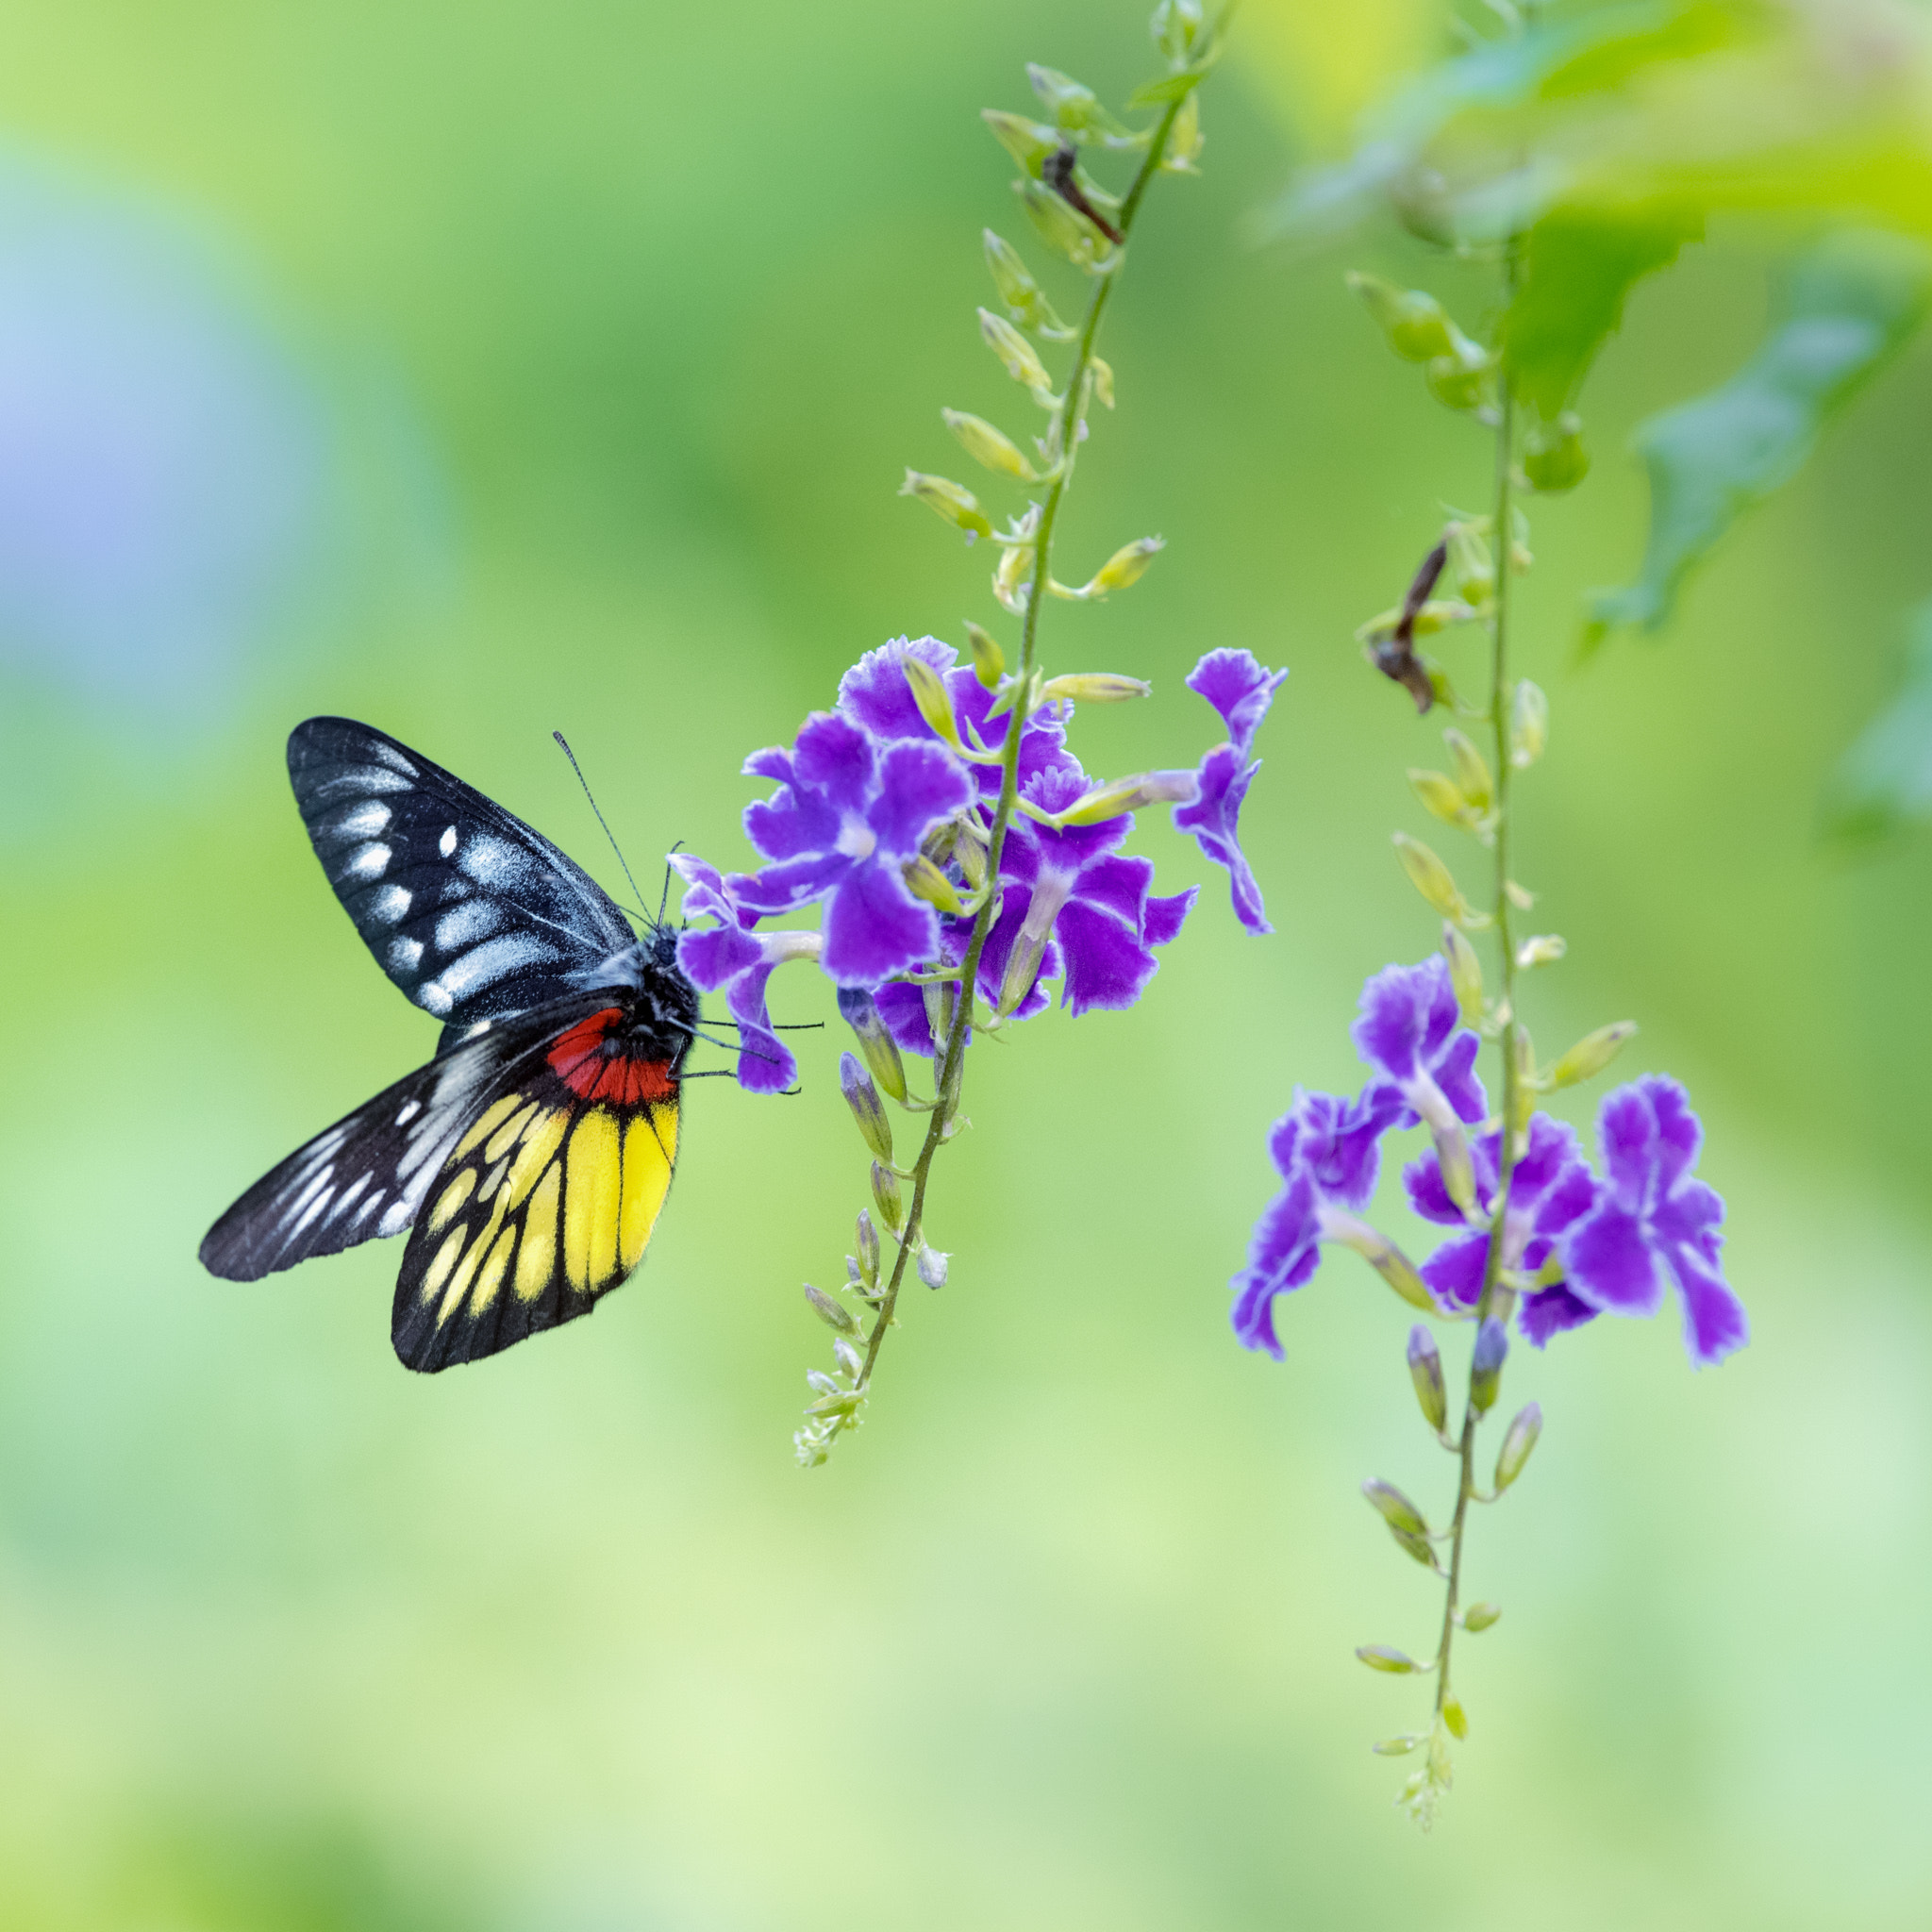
[
  {"xmin": 1550, "ymin": 1021, "xmax": 1638, "ymax": 1089},
  {"xmin": 941, "ymin": 408, "xmax": 1037, "ymax": 481},
  {"xmin": 981, "ymin": 109, "xmax": 1060, "ymax": 176},
  {"xmin": 1425, "ymin": 345, "xmax": 1495, "ymax": 413},
  {"xmin": 1446, "ymin": 522, "xmax": 1494, "ymax": 605},
  {"xmin": 954, "ymin": 819, "xmax": 989, "ymax": 890},
  {"xmin": 1462, "ymin": 1602, "xmax": 1502, "ymax": 1632},
  {"xmin": 1053, "ymin": 770, "xmax": 1198, "ymax": 824},
  {"xmin": 1345, "ymin": 271, "xmax": 1456, "ymax": 364},
  {"xmin": 1356, "ymin": 1645, "xmax": 1421, "ymax": 1674},
  {"xmin": 1494, "ymin": 1402, "xmax": 1542, "ymax": 1491},
  {"xmin": 1325, "ymin": 1213, "xmax": 1438, "ymax": 1311},
  {"xmin": 1085, "ymin": 536, "xmax": 1164, "ymax": 596},
  {"xmin": 976, "ymin": 308, "xmax": 1053, "ymax": 394},
  {"xmin": 837, "ymin": 987, "xmax": 907, "ymax": 1104},
  {"xmin": 903, "ymin": 854, "xmax": 964, "ymax": 915},
  {"xmin": 1015, "ymin": 177, "xmax": 1111, "ymax": 269},
  {"xmin": 1161, "ymin": 88, "xmax": 1203, "ymax": 174},
  {"xmin": 1442, "ymin": 728, "xmax": 1492, "ymax": 810},
  {"xmin": 1088, "ymin": 356, "xmax": 1116, "ymax": 409},
  {"xmin": 900, "ymin": 470, "xmax": 993, "ymax": 542},
  {"xmin": 1373, "ymin": 1734, "xmax": 1424, "ymax": 1757},
  {"xmin": 839, "ymin": 1052, "xmax": 893, "ymax": 1166},
  {"xmin": 804, "ymin": 1283, "xmax": 860, "ymax": 1336},
  {"xmin": 1524, "ymin": 410, "xmax": 1590, "ymax": 492},
  {"xmin": 1027, "ymin": 62, "xmax": 1102, "ymax": 131},
  {"xmin": 1516, "ymin": 933, "xmax": 1567, "ymax": 970},
  {"xmin": 1441, "ymin": 1695, "xmax": 1469, "ymax": 1740},
  {"xmin": 1151, "ymin": 0, "xmax": 1203, "ymax": 62},
  {"xmin": 1038, "ymin": 673, "xmax": 1151, "ymax": 704},
  {"xmin": 981, "ymin": 228, "xmax": 1069, "ymax": 337},
  {"xmin": 964, "ymin": 620, "xmax": 1005, "ymax": 689},
  {"xmin": 993, "ymin": 543, "xmax": 1032, "ymax": 613},
  {"xmin": 1510, "ymin": 679, "xmax": 1548, "ymax": 767},
  {"xmin": 870, "ymin": 1160, "xmax": 904, "ymax": 1235},
  {"xmin": 1407, "ymin": 768, "xmax": 1470, "ymax": 827},
  {"xmin": 1441, "ymin": 923, "xmax": 1483, "ymax": 1026},
  {"xmin": 1470, "ymin": 1316, "xmax": 1507, "ymax": 1415},
  {"xmin": 1392, "ymin": 832, "xmax": 1470, "ymax": 923},
  {"xmin": 855, "ymin": 1209, "xmax": 881, "ymax": 1285},
  {"xmin": 1362, "ymin": 1478, "xmax": 1428, "ymax": 1538},
  {"xmin": 1407, "ymin": 1324, "xmax": 1448, "ymax": 1433},
  {"xmin": 900, "ymin": 650, "xmax": 962, "ymax": 747}
]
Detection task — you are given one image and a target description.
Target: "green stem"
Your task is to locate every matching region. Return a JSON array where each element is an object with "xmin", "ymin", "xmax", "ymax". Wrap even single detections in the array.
[
  {"xmin": 1433, "ymin": 240, "xmax": 1522, "ymax": 1722},
  {"xmin": 852, "ymin": 98, "xmax": 1188, "ymax": 1397}
]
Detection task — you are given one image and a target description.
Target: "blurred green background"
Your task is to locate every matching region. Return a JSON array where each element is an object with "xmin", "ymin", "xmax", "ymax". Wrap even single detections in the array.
[{"xmin": 1, "ymin": 1, "xmax": 1928, "ymax": 1926}]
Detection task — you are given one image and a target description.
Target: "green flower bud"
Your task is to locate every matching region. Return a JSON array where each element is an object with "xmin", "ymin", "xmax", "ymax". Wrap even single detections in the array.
[
  {"xmin": 954, "ymin": 818, "xmax": 989, "ymax": 890},
  {"xmin": 1080, "ymin": 536, "xmax": 1164, "ymax": 597},
  {"xmin": 1550, "ymin": 1021, "xmax": 1638, "ymax": 1089},
  {"xmin": 1160, "ymin": 88, "xmax": 1204, "ymax": 175},
  {"xmin": 1151, "ymin": 0, "xmax": 1203, "ymax": 62},
  {"xmin": 1493, "ymin": 1402, "xmax": 1542, "ymax": 1491},
  {"xmin": 1051, "ymin": 770, "xmax": 1198, "ymax": 824},
  {"xmin": 804, "ymin": 1283, "xmax": 860, "ymax": 1336},
  {"xmin": 1088, "ymin": 356, "xmax": 1116, "ymax": 409},
  {"xmin": 871, "ymin": 1160, "xmax": 904, "ymax": 1235},
  {"xmin": 1441, "ymin": 1695, "xmax": 1469, "ymax": 1740},
  {"xmin": 1515, "ymin": 933, "xmax": 1566, "ymax": 970},
  {"xmin": 1324, "ymin": 1213, "xmax": 1438, "ymax": 1312},
  {"xmin": 903, "ymin": 854, "xmax": 965, "ymax": 915},
  {"xmin": 941, "ymin": 408, "xmax": 1038, "ymax": 482},
  {"xmin": 917, "ymin": 1245, "xmax": 949, "ymax": 1289},
  {"xmin": 1356, "ymin": 1645, "xmax": 1421, "ymax": 1674},
  {"xmin": 1407, "ymin": 768, "xmax": 1470, "ymax": 827},
  {"xmin": 1344, "ymin": 271, "xmax": 1456, "ymax": 364},
  {"xmin": 1441, "ymin": 924, "xmax": 1483, "ymax": 1027},
  {"xmin": 832, "ymin": 1337, "xmax": 863, "ymax": 1381},
  {"xmin": 900, "ymin": 470, "xmax": 993, "ymax": 543},
  {"xmin": 1026, "ymin": 62, "xmax": 1103, "ymax": 132},
  {"xmin": 976, "ymin": 307, "xmax": 1054, "ymax": 395},
  {"xmin": 1524, "ymin": 410, "xmax": 1590, "ymax": 492},
  {"xmin": 923, "ymin": 977, "xmax": 957, "ymax": 1054},
  {"xmin": 1392, "ymin": 832, "xmax": 1474, "ymax": 924},
  {"xmin": 1015, "ymin": 177, "xmax": 1111, "ymax": 270},
  {"xmin": 981, "ymin": 229, "xmax": 1069, "ymax": 338},
  {"xmin": 993, "ymin": 541, "xmax": 1033, "ymax": 613},
  {"xmin": 899, "ymin": 649, "xmax": 963, "ymax": 749},
  {"xmin": 1407, "ymin": 1324, "xmax": 1447, "ymax": 1433},
  {"xmin": 1470, "ymin": 1317, "xmax": 1507, "ymax": 1415},
  {"xmin": 981, "ymin": 109, "xmax": 1060, "ymax": 176},
  {"xmin": 1441, "ymin": 728, "xmax": 1492, "ymax": 811},
  {"xmin": 1425, "ymin": 344, "xmax": 1496, "ymax": 414},
  {"xmin": 805, "ymin": 1389, "xmax": 863, "ymax": 1419},
  {"xmin": 964, "ymin": 620, "xmax": 1005, "ymax": 690},
  {"xmin": 1389, "ymin": 1526, "xmax": 1437, "ymax": 1568},
  {"xmin": 839, "ymin": 1052, "xmax": 893, "ymax": 1166},
  {"xmin": 837, "ymin": 987, "xmax": 907, "ymax": 1103},
  {"xmin": 1431, "ymin": 1119, "xmax": 1479, "ymax": 1219},
  {"xmin": 1462, "ymin": 1602, "xmax": 1502, "ymax": 1632},
  {"xmin": 1038, "ymin": 673, "xmax": 1151, "ymax": 704},
  {"xmin": 1362, "ymin": 1478, "xmax": 1428, "ymax": 1537},
  {"xmin": 1510, "ymin": 679, "xmax": 1548, "ymax": 768},
  {"xmin": 1446, "ymin": 522, "xmax": 1494, "ymax": 605},
  {"xmin": 855, "ymin": 1209, "xmax": 881, "ymax": 1286}
]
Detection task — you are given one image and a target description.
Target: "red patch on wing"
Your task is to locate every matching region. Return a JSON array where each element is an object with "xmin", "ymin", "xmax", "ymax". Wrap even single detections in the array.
[{"xmin": 546, "ymin": 1008, "xmax": 675, "ymax": 1105}]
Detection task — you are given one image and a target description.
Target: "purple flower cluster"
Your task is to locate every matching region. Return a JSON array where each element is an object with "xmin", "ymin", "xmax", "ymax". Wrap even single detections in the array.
[
  {"xmin": 1233, "ymin": 955, "xmax": 1748, "ymax": 1369},
  {"xmin": 672, "ymin": 636, "xmax": 1286, "ymax": 1074}
]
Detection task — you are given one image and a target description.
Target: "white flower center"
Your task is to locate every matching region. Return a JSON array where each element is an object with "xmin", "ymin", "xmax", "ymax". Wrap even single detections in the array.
[{"xmin": 835, "ymin": 814, "xmax": 876, "ymax": 861}]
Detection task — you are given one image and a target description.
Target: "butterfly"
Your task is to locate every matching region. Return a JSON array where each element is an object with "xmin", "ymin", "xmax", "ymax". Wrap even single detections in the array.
[{"xmin": 200, "ymin": 717, "xmax": 701, "ymax": 1374}]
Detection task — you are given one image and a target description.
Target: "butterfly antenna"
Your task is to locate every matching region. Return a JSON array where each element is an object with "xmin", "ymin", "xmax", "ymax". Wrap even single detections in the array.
[
  {"xmin": 659, "ymin": 840, "xmax": 683, "ymax": 927},
  {"xmin": 553, "ymin": 731, "xmax": 652, "ymax": 928}
]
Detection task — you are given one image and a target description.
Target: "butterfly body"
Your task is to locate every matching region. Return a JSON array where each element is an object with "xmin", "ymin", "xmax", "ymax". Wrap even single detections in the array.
[{"xmin": 201, "ymin": 719, "xmax": 698, "ymax": 1374}]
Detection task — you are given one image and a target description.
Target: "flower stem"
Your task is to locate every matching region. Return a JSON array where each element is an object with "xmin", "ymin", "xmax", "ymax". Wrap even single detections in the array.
[
  {"xmin": 1433, "ymin": 237, "xmax": 1523, "ymax": 1724},
  {"xmin": 855, "ymin": 99, "xmax": 1190, "ymax": 1395}
]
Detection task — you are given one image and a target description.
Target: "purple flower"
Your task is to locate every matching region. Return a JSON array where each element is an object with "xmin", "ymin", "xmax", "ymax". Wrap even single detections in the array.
[
  {"xmin": 1230, "ymin": 1083, "xmax": 1407, "ymax": 1357},
  {"xmin": 671, "ymin": 855, "xmax": 803, "ymax": 1094},
  {"xmin": 838, "ymin": 635, "xmax": 1070, "ymax": 805},
  {"xmin": 727, "ymin": 710, "xmax": 974, "ymax": 987},
  {"xmin": 1173, "ymin": 650, "xmax": 1286, "ymax": 937},
  {"xmin": 1561, "ymin": 1076, "xmax": 1747, "ymax": 1367},
  {"xmin": 1403, "ymin": 1114, "xmax": 1597, "ymax": 1326},
  {"xmin": 1351, "ymin": 957, "xmax": 1486, "ymax": 1132}
]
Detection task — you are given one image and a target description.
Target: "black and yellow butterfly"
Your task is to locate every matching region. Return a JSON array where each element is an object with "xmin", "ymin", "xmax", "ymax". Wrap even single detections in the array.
[{"xmin": 201, "ymin": 717, "xmax": 699, "ymax": 1373}]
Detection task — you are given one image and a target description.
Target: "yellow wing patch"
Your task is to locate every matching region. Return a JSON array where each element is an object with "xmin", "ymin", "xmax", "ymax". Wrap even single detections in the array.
[{"xmin": 397, "ymin": 1087, "xmax": 680, "ymax": 1364}]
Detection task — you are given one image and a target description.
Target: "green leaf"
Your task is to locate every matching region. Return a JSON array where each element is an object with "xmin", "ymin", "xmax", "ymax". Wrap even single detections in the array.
[
  {"xmin": 1126, "ymin": 68, "xmax": 1206, "ymax": 109},
  {"xmin": 1824, "ymin": 603, "xmax": 1932, "ymax": 843},
  {"xmin": 1588, "ymin": 228, "xmax": 1932, "ymax": 639},
  {"xmin": 1505, "ymin": 205, "xmax": 1704, "ymax": 418}
]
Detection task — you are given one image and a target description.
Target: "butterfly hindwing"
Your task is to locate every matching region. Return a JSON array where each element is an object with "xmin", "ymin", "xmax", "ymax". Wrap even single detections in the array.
[
  {"xmin": 288, "ymin": 716, "xmax": 638, "ymax": 1047},
  {"xmin": 391, "ymin": 1009, "xmax": 681, "ymax": 1373}
]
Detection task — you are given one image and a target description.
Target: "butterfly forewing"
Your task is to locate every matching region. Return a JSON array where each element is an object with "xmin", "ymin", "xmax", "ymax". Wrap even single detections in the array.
[
  {"xmin": 289, "ymin": 717, "xmax": 638, "ymax": 1046},
  {"xmin": 391, "ymin": 1005, "xmax": 682, "ymax": 1373}
]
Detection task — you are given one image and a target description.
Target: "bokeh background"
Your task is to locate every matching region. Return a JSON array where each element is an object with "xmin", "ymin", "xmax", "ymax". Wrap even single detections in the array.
[{"xmin": 2, "ymin": 1, "xmax": 1928, "ymax": 1926}]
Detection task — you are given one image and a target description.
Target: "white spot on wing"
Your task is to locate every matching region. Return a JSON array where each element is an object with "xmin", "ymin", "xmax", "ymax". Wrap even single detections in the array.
[
  {"xmin": 434, "ymin": 933, "xmax": 553, "ymax": 998},
  {"xmin": 342, "ymin": 841, "xmax": 391, "ymax": 881},
  {"xmin": 370, "ymin": 742, "xmax": 419, "ymax": 776},
  {"xmin": 459, "ymin": 834, "xmax": 526, "ymax": 887},
  {"xmin": 389, "ymin": 937, "xmax": 424, "ymax": 974},
  {"xmin": 435, "ymin": 901, "xmax": 501, "ymax": 951},
  {"xmin": 440, "ymin": 824, "xmax": 458, "ymax": 858},
  {"xmin": 312, "ymin": 766, "xmax": 412, "ymax": 800},
  {"xmin": 417, "ymin": 981, "xmax": 455, "ymax": 1017},
  {"xmin": 325, "ymin": 800, "xmax": 391, "ymax": 841},
  {"xmin": 369, "ymin": 885, "xmax": 412, "ymax": 924},
  {"xmin": 396, "ymin": 1099, "xmax": 422, "ymax": 1125}
]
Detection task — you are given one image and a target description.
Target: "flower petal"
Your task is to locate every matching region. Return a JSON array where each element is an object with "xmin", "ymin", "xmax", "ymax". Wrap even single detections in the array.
[
  {"xmin": 1074, "ymin": 852, "xmax": 1154, "ymax": 929},
  {"xmin": 1661, "ymin": 1231, "xmax": 1749, "ymax": 1367},
  {"xmin": 1173, "ymin": 742, "xmax": 1271, "ymax": 935},
  {"xmin": 1056, "ymin": 899, "xmax": 1158, "ymax": 1015},
  {"xmin": 1142, "ymin": 887, "xmax": 1196, "ymax": 948},
  {"xmin": 837, "ymin": 635, "xmax": 958, "ymax": 741},
  {"xmin": 1402, "ymin": 1148, "xmax": 1468, "ymax": 1226},
  {"xmin": 726, "ymin": 853, "xmax": 848, "ymax": 916},
  {"xmin": 725, "ymin": 961, "xmax": 796, "ymax": 1094},
  {"xmin": 867, "ymin": 739, "xmax": 974, "ymax": 857},
  {"xmin": 1562, "ymin": 1200, "xmax": 1665, "ymax": 1317},
  {"xmin": 1519, "ymin": 1284, "xmax": 1599, "ymax": 1348},
  {"xmin": 872, "ymin": 979, "xmax": 936, "ymax": 1058},
  {"xmin": 1420, "ymin": 1228, "xmax": 1490, "ymax": 1309},
  {"xmin": 819, "ymin": 859, "xmax": 939, "ymax": 987},
  {"xmin": 675, "ymin": 922, "xmax": 764, "ymax": 992},
  {"xmin": 1231, "ymin": 1169, "xmax": 1323, "ymax": 1359},
  {"xmin": 1186, "ymin": 648, "xmax": 1287, "ymax": 761},
  {"xmin": 743, "ymin": 778, "xmax": 841, "ymax": 864},
  {"xmin": 791, "ymin": 710, "xmax": 879, "ymax": 817}
]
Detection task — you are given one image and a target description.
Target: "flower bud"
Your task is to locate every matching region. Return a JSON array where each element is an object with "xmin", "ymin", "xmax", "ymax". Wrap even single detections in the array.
[
  {"xmin": 855, "ymin": 1209, "xmax": 881, "ymax": 1286},
  {"xmin": 804, "ymin": 1283, "xmax": 860, "ymax": 1336},
  {"xmin": 917, "ymin": 1245, "xmax": 949, "ymax": 1289},
  {"xmin": 1344, "ymin": 271, "xmax": 1456, "ymax": 364},
  {"xmin": 1389, "ymin": 1526, "xmax": 1437, "ymax": 1568},
  {"xmin": 1425, "ymin": 345, "xmax": 1496, "ymax": 414},
  {"xmin": 839, "ymin": 1052, "xmax": 893, "ymax": 1166},
  {"xmin": 1431, "ymin": 1119, "xmax": 1479, "ymax": 1219},
  {"xmin": 1373, "ymin": 1734, "xmax": 1424, "ymax": 1757},
  {"xmin": 1038, "ymin": 673, "xmax": 1151, "ymax": 704},
  {"xmin": 993, "ymin": 542, "xmax": 1033, "ymax": 613},
  {"xmin": 1407, "ymin": 1324, "xmax": 1447, "ymax": 1433},
  {"xmin": 1161, "ymin": 88, "xmax": 1203, "ymax": 174},
  {"xmin": 1088, "ymin": 356, "xmax": 1116, "ymax": 409},
  {"xmin": 1550, "ymin": 1020, "xmax": 1637, "ymax": 1089},
  {"xmin": 899, "ymin": 649, "xmax": 963, "ymax": 749},
  {"xmin": 1510, "ymin": 679, "xmax": 1548, "ymax": 767},
  {"xmin": 1084, "ymin": 536, "xmax": 1164, "ymax": 596},
  {"xmin": 997, "ymin": 926, "xmax": 1050, "ymax": 1016},
  {"xmin": 1151, "ymin": 0, "xmax": 1203, "ymax": 58},
  {"xmin": 982, "ymin": 228, "xmax": 1069, "ymax": 338},
  {"xmin": 977, "ymin": 307, "xmax": 1054, "ymax": 394},
  {"xmin": 1515, "ymin": 933, "xmax": 1566, "ymax": 970},
  {"xmin": 963, "ymin": 620, "xmax": 1005, "ymax": 689},
  {"xmin": 954, "ymin": 819, "xmax": 989, "ymax": 890},
  {"xmin": 1441, "ymin": 729, "xmax": 1492, "ymax": 811},
  {"xmin": 1392, "ymin": 832, "xmax": 1470, "ymax": 924},
  {"xmin": 981, "ymin": 109, "xmax": 1060, "ymax": 176},
  {"xmin": 923, "ymin": 976, "xmax": 957, "ymax": 1052},
  {"xmin": 837, "ymin": 987, "xmax": 907, "ymax": 1103},
  {"xmin": 1407, "ymin": 768, "xmax": 1469, "ymax": 826},
  {"xmin": 1053, "ymin": 769, "xmax": 1198, "ymax": 824},
  {"xmin": 870, "ymin": 1160, "xmax": 904, "ymax": 1235},
  {"xmin": 1441, "ymin": 924, "xmax": 1483, "ymax": 1027},
  {"xmin": 1446, "ymin": 522, "xmax": 1494, "ymax": 605},
  {"xmin": 832, "ymin": 1337, "xmax": 863, "ymax": 1381},
  {"xmin": 1461, "ymin": 1601, "xmax": 1502, "ymax": 1632},
  {"xmin": 1493, "ymin": 1402, "xmax": 1542, "ymax": 1491},
  {"xmin": 1524, "ymin": 410, "xmax": 1590, "ymax": 492},
  {"xmin": 805, "ymin": 1389, "xmax": 863, "ymax": 1419},
  {"xmin": 1441, "ymin": 1695, "xmax": 1469, "ymax": 1740},
  {"xmin": 942, "ymin": 408, "xmax": 1038, "ymax": 482},
  {"xmin": 1362, "ymin": 1478, "xmax": 1428, "ymax": 1537},
  {"xmin": 903, "ymin": 854, "xmax": 965, "ymax": 914},
  {"xmin": 1323, "ymin": 1212, "xmax": 1437, "ymax": 1311},
  {"xmin": 1015, "ymin": 177, "xmax": 1111, "ymax": 269},
  {"xmin": 900, "ymin": 470, "xmax": 993, "ymax": 542},
  {"xmin": 1356, "ymin": 1645, "xmax": 1420, "ymax": 1674},
  {"xmin": 1470, "ymin": 1317, "xmax": 1507, "ymax": 1415}
]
